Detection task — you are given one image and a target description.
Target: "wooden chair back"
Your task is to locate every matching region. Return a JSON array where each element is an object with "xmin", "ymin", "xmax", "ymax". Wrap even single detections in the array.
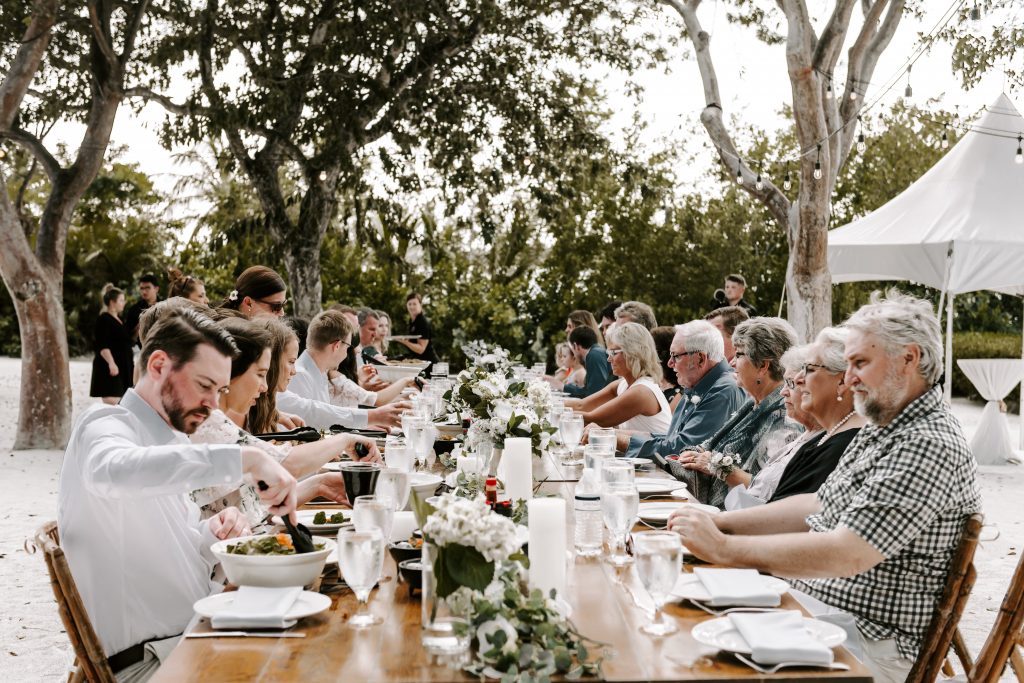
[
  {"xmin": 968, "ymin": 550, "xmax": 1024, "ymax": 682},
  {"xmin": 27, "ymin": 521, "xmax": 115, "ymax": 683},
  {"xmin": 906, "ymin": 512, "xmax": 984, "ymax": 683}
]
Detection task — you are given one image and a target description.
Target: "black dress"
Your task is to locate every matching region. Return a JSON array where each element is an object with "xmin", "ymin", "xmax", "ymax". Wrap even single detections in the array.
[
  {"xmin": 769, "ymin": 428, "xmax": 859, "ymax": 502},
  {"xmin": 408, "ymin": 313, "xmax": 439, "ymax": 363},
  {"xmin": 90, "ymin": 312, "xmax": 134, "ymax": 397}
]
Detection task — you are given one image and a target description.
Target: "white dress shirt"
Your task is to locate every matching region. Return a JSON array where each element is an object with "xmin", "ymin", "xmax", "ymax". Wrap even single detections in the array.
[
  {"xmin": 57, "ymin": 389, "xmax": 242, "ymax": 657},
  {"xmin": 276, "ymin": 350, "xmax": 368, "ymax": 429}
]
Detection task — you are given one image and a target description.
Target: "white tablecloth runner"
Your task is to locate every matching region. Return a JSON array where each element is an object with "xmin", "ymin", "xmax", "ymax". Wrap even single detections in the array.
[{"xmin": 957, "ymin": 358, "xmax": 1024, "ymax": 465}]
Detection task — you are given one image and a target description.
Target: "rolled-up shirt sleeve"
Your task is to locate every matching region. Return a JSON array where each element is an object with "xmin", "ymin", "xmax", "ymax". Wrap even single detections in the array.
[
  {"xmin": 276, "ymin": 390, "xmax": 368, "ymax": 429},
  {"xmin": 79, "ymin": 418, "xmax": 242, "ymax": 498}
]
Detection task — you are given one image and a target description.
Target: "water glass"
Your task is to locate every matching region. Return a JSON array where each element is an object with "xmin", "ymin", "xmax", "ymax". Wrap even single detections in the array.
[
  {"xmin": 337, "ymin": 527, "xmax": 385, "ymax": 627},
  {"xmin": 559, "ymin": 411, "xmax": 584, "ymax": 451},
  {"xmin": 601, "ymin": 482, "xmax": 639, "ymax": 566},
  {"xmin": 375, "ymin": 468, "xmax": 411, "ymax": 513},
  {"xmin": 352, "ymin": 495, "xmax": 395, "ymax": 543},
  {"xmin": 432, "ymin": 362, "xmax": 450, "ymax": 378},
  {"xmin": 601, "ymin": 460, "xmax": 635, "ymax": 487},
  {"xmin": 634, "ymin": 531, "xmax": 683, "ymax": 636},
  {"xmin": 584, "ymin": 444, "xmax": 613, "ymax": 473},
  {"xmin": 385, "ymin": 439, "xmax": 415, "ymax": 473},
  {"xmin": 589, "ymin": 427, "xmax": 617, "ymax": 454},
  {"xmin": 400, "ymin": 410, "xmax": 418, "ymax": 440}
]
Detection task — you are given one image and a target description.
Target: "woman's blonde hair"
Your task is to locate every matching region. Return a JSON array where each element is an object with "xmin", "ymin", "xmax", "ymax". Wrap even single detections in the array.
[{"xmin": 607, "ymin": 322, "xmax": 662, "ymax": 382}]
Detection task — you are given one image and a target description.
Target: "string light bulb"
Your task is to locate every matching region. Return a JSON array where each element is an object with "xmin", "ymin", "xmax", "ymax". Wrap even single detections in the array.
[
  {"xmin": 813, "ymin": 144, "xmax": 823, "ymax": 180},
  {"xmin": 1016, "ymin": 135, "xmax": 1023, "ymax": 165},
  {"xmin": 755, "ymin": 162, "xmax": 763, "ymax": 190},
  {"xmin": 736, "ymin": 158, "xmax": 744, "ymax": 184},
  {"xmin": 783, "ymin": 168, "xmax": 792, "ymax": 191},
  {"xmin": 952, "ymin": 106, "xmax": 961, "ymax": 129},
  {"xmin": 904, "ymin": 65, "xmax": 913, "ymax": 99},
  {"xmin": 969, "ymin": 4, "xmax": 981, "ymax": 21},
  {"xmin": 941, "ymin": 126, "xmax": 949, "ymax": 150},
  {"xmin": 825, "ymin": 79, "xmax": 833, "ymax": 100},
  {"xmin": 856, "ymin": 115, "xmax": 866, "ymax": 153}
]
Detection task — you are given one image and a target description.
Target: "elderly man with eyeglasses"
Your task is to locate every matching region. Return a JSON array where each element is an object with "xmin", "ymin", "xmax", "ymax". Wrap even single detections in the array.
[
  {"xmin": 669, "ymin": 292, "xmax": 982, "ymax": 683},
  {"xmin": 620, "ymin": 320, "xmax": 745, "ymax": 459}
]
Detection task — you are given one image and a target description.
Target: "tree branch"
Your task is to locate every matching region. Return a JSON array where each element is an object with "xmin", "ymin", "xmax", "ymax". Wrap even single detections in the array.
[
  {"xmin": 87, "ymin": 0, "xmax": 119, "ymax": 70},
  {"xmin": 120, "ymin": 0, "xmax": 152, "ymax": 64},
  {"xmin": 811, "ymin": 0, "xmax": 858, "ymax": 73},
  {"xmin": 124, "ymin": 86, "xmax": 192, "ymax": 115},
  {"xmin": 0, "ymin": 128, "xmax": 60, "ymax": 182},
  {"xmin": 0, "ymin": 0, "xmax": 58, "ymax": 130},
  {"xmin": 661, "ymin": 0, "xmax": 791, "ymax": 228}
]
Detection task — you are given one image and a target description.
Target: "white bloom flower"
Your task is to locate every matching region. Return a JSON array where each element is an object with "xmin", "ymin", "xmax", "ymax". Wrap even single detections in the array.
[
  {"xmin": 445, "ymin": 586, "xmax": 478, "ymax": 617},
  {"xmin": 477, "ymin": 615, "xmax": 518, "ymax": 658},
  {"xmin": 690, "ymin": 394, "xmax": 701, "ymax": 405}
]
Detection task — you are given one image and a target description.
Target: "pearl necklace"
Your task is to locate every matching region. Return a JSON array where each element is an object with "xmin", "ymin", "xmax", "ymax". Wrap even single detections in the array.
[{"xmin": 824, "ymin": 410, "xmax": 857, "ymax": 439}]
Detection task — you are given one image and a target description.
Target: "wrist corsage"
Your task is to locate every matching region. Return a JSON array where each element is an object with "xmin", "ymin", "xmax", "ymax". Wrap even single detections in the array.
[{"xmin": 707, "ymin": 452, "xmax": 738, "ymax": 481}]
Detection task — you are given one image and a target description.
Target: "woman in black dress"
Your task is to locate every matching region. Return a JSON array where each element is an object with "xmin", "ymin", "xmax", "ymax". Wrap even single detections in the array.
[
  {"xmin": 394, "ymin": 291, "xmax": 439, "ymax": 364},
  {"xmin": 90, "ymin": 284, "xmax": 134, "ymax": 403}
]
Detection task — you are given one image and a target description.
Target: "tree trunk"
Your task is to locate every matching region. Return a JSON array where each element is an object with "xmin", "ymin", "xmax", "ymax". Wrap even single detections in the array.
[
  {"xmin": 786, "ymin": 193, "xmax": 833, "ymax": 343},
  {"xmin": 1, "ymin": 267, "xmax": 72, "ymax": 449},
  {"xmin": 283, "ymin": 231, "xmax": 325, "ymax": 319}
]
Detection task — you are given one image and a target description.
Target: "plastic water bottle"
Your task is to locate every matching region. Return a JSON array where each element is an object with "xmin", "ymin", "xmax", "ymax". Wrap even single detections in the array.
[{"xmin": 574, "ymin": 492, "xmax": 603, "ymax": 557}]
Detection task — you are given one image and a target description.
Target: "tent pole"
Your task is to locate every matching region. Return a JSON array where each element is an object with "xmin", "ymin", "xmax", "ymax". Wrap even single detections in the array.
[
  {"xmin": 944, "ymin": 294, "xmax": 954, "ymax": 405},
  {"xmin": 938, "ymin": 290, "xmax": 946, "ymax": 323},
  {"xmin": 778, "ymin": 284, "xmax": 787, "ymax": 318},
  {"xmin": 1019, "ymin": 298, "xmax": 1023, "ymax": 450}
]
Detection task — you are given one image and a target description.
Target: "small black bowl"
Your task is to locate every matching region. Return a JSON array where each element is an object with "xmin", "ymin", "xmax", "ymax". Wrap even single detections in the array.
[
  {"xmin": 388, "ymin": 541, "xmax": 422, "ymax": 566},
  {"xmin": 398, "ymin": 559, "xmax": 425, "ymax": 596}
]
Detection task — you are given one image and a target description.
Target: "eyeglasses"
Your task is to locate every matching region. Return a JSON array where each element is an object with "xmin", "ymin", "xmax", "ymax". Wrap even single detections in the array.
[
  {"xmin": 258, "ymin": 298, "xmax": 288, "ymax": 313},
  {"xmin": 668, "ymin": 351, "xmax": 700, "ymax": 363},
  {"xmin": 607, "ymin": 348, "xmax": 623, "ymax": 358},
  {"xmin": 733, "ymin": 351, "xmax": 746, "ymax": 358},
  {"xmin": 799, "ymin": 362, "xmax": 832, "ymax": 375},
  {"xmin": 783, "ymin": 378, "xmax": 798, "ymax": 390}
]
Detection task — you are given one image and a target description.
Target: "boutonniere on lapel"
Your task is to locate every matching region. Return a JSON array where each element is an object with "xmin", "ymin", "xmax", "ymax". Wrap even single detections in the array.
[{"xmin": 689, "ymin": 395, "xmax": 701, "ymax": 405}]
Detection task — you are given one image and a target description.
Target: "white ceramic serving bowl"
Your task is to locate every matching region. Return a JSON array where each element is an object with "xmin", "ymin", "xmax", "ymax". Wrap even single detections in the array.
[
  {"xmin": 211, "ymin": 535, "xmax": 335, "ymax": 588},
  {"xmin": 374, "ymin": 363, "xmax": 429, "ymax": 384},
  {"xmin": 408, "ymin": 472, "xmax": 443, "ymax": 505}
]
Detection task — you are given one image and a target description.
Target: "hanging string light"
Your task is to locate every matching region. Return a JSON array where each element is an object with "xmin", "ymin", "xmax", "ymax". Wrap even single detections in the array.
[
  {"xmin": 736, "ymin": 157, "xmax": 744, "ymax": 184},
  {"xmin": 825, "ymin": 77, "xmax": 833, "ymax": 100},
  {"xmin": 783, "ymin": 166, "xmax": 792, "ymax": 191},
  {"xmin": 904, "ymin": 65, "xmax": 913, "ymax": 99},
  {"xmin": 813, "ymin": 144, "xmax": 823, "ymax": 180},
  {"xmin": 856, "ymin": 115, "xmax": 866, "ymax": 153},
  {"xmin": 755, "ymin": 161, "xmax": 764, "ymax": 190},
  {"xmin": 952, "ymin": 106, "xmax": 961, "ymax": 129},
  {"xmin": 941, "ymin": 124, "xmax": 949, "ymax": 150},
  {"xmin": 969, "ymin": 3, "xmax": 981, "ymax": 21},
  {"xmin": 1016, "ymin": 135, "xmax": 1023, "ymax": 165}
]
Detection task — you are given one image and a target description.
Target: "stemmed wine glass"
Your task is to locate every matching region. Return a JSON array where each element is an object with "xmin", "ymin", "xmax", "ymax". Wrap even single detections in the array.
[
  {"xmin": 375, "ymin": 468, "xmax": 411, "ymax": 515},
  {"xmin": 559, "ymin": 410, "xmax": 584, "ymax": 460},
  {"xmin": 633, "ymin": 531, "xmax": 683, "ymax": 636},
  {"xmin": 602, "ymin": 481, "xmax": 639, "ymax": 566},
  {"xmin": 337, "ymin": 527, "xmax": 385, "ymax": 628},
  {"xmin": 352, "ymin": 495, "xmax": 395, "ymax": 542},
  {"xmin": 589, "ymin": 426, "xmax": 617, "ymax": 454},
  {"xmin": 385, "ymin": 437, "xmax": 414, "ymax": 473}
]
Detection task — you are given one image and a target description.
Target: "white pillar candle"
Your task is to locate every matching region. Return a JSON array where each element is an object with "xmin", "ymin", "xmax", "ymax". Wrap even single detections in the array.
[
  {"xmin": 504, "ymin": 437, "xmax": 533, "ymax": 502},
  {"xmin": 527, "ymin": 497, "xmax": 567, "ymax": 599}
]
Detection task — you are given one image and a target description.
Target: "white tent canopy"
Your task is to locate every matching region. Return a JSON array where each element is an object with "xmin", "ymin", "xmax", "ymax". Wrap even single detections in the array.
[{"xmin": 828, "ymin": 93, "xmax": 1024, "ymax": 452}]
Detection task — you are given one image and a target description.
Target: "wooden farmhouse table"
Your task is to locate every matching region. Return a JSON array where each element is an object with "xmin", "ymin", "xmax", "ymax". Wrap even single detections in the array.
[{"xmin": 152, "ymin": 463, "xmax": 872, "ymax": 682}]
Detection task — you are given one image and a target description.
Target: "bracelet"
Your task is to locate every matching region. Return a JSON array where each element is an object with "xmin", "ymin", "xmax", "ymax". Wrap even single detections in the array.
[{"xmin": 707, "ymin": 452, "xmax": 738, "ymax": 481}]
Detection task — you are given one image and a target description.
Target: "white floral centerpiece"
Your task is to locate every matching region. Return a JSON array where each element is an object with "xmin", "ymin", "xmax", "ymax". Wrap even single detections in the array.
[{"xmin": 412, "ymin": 492, "xmax": 604, "ymax": 680}]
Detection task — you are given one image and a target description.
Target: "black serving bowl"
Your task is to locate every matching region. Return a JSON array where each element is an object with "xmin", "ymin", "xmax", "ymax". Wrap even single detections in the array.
[
  {"xmin": 398, "ymin": 559, "xmax": 425, "ymax": 596},
  {"xmin": 388, "ymin": 541, "xmax": 422, "ymax": 567},
  {"xmin": 434, "ymin": 435, "xmax": 463, "ymax": 455}
]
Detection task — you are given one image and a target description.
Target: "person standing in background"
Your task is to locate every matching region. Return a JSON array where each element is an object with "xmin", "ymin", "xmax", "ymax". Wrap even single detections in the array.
[
  {"xmin": 124, "ymin": 273, "xmax": 160, "ymax": 346},
  {"xmin": 394, "ymin": 292, "xmax": 439, "ymax": 364},
  {"xmin": 90, "ymin": 284, "xmax": 134, "ymax": 404}
]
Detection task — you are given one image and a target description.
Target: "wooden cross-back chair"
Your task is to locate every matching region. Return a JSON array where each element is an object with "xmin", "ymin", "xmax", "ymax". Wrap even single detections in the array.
[
  {"xmin": 26, "ymin": 521, "xmax": 115, "ymax": 683},
  {"xmin": 906, "ymin": 513, "xmax": 985, "ymax": 683},
  {"xmin": 966, "ymin": 549, "xmax": 1024, "ymax": 682}
]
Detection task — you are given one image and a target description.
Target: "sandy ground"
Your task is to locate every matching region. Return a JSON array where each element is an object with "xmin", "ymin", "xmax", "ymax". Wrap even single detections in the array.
[{"xmin": 1, "ymin": 356, "xmax": 1021, "ymax": 680}]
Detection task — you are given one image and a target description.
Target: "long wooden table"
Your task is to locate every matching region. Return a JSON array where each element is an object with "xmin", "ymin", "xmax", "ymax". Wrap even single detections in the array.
[{"xmin": 153, "ymin": 471, "xmax": 872, "ymax": 682}]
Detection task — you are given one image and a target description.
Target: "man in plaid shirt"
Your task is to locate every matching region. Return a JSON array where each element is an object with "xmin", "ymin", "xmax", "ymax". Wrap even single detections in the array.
[{"xmin": 669, "ymin": 292, "xmax": 981, "ymax": 683}]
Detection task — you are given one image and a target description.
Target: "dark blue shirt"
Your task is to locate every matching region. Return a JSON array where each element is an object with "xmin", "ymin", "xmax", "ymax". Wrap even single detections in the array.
[{"xmin": 563, "ymin": 346, "xmax": 614, "ymax": 398}]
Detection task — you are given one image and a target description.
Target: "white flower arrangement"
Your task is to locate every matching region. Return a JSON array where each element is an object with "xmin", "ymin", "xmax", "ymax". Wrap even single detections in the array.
[
  {"xmin": 422, "ymin": 494, "xmax": 521, "ymax": 563},
  {"xmin": 707, "ymin": 451, "xmax": 738, "ymax": 481}
]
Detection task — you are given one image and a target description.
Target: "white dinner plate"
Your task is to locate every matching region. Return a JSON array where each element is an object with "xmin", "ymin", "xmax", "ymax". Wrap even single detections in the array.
[
  {"xmin": 670, "ymin": 573, "xmax": 790, "ymax": 603},
  {"xmin": 272, "ymin": 509, "xmax": 350, "ymax": 532},
  {"xmin": 634, "ymin": 478, "xmax": 681, "ymax": 497},
  {"xmin": 638, "ymin": 501, "xmax": 720, "ymax": 523},
  {"xmin": 690, "ymin": 616, "xmax": 847, "ymax": 654},
  {"xmin": 670, "ymin": 487, "xmax": 690, "ymax": 500},
  {"xmin": 193, "ymin": 590, "xmax": 331, "ymax": 621}
]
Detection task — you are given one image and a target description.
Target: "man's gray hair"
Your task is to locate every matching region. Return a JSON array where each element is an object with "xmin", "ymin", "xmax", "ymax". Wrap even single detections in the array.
[
  {"xmin": 843, "ymin": 290, "xmax": 943, "ymax": 385},
  {"xmin": 813, "ymin": 326, "xmax": 849, "ymax": 373},
  {"xmin": 357, "ymin": 307, "xmax": 380, "ymax": 326},
  {"xmin": 614, "ymin": 301, "xmax": 657, "ymax": 330},
  {"xmin": 780, "ymin": 344, "xmax": 811, "ymax": 374},
  {"xmin": 732, "ymin": 317, "xmax": 798, "ymax": 381},
  {"xmin": 674, "ymin": 320, "xmax": 725, "ymax": 363}
]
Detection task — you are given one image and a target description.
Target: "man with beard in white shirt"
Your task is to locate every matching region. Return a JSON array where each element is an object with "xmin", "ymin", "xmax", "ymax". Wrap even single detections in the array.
[{"xmin": 58, "ymin": 308, "xmax": 298, "ymax": 682}]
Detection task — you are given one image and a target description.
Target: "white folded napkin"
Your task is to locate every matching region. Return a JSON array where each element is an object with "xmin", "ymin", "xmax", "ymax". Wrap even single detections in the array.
[
  {"xmin": 693, "ymin": 568, "xmax": 782, "ymax": 607},
  {"xmin": 210, "ymin": 586, "xmax": 301, "ymax": 630},
  {"xmin": 728, "ymin": 610, "xmax": 835, "ymax": 666}
]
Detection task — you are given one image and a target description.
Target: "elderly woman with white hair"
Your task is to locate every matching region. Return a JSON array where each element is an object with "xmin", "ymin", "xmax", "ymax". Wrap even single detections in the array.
[
  {"xmin": 672, "ymin": 316, "xmax": 800, "ymax": 508},
  {"xmin": 567, "ymin": 322, "xmax": 672, "ymax": 433}
]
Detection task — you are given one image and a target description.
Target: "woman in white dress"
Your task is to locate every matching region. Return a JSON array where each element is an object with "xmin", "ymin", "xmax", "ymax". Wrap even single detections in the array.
[
  {"xmin": 567, "ymin": 322, "xmax": 672, "ymax": 433},
  {"xmin": 190, "ymin": 318, "xmax": 380, "ymax": 527}
]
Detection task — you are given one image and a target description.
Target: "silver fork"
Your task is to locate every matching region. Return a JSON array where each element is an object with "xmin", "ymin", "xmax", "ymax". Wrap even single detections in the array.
[
  {"xmin": 686, "ymin": 600, "xmax": 784, "ymax": 617},
  {"xmin": 734, "ymin": 652, "xmax": 850, "ymax": 673}
]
